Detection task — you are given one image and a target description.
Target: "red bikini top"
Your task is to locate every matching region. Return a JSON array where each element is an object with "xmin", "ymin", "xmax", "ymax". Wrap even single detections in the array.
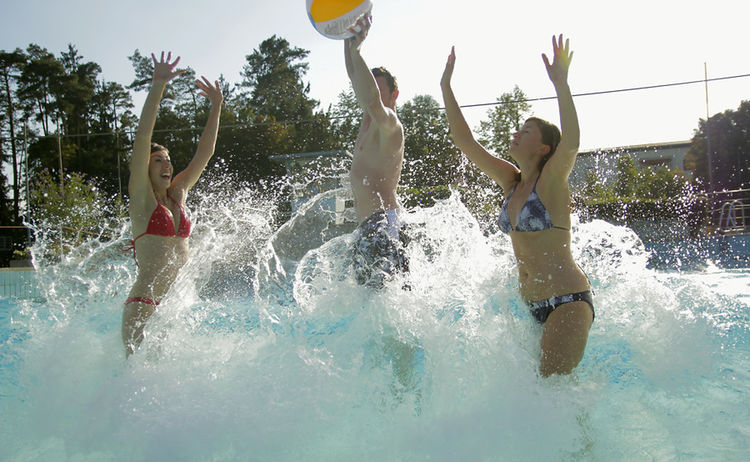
[
  {"xmin": 136, "ymin": 195, "xmax": 191, "ymax": 240},
  {"xmin": 122, "ymin": 195, "xmax": 191, "ymax": 264}
]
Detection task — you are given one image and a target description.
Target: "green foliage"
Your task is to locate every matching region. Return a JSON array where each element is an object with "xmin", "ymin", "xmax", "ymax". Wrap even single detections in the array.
[
  {"xmin": 126, "ymin": 49, "xmax": 154, "ymax": 91},
  {"xmin": 18, "ymin": 44, "xmax": 66, "ymax": 135},
  {"xmin": 612, "ymin": 156, "xmax": 639, "ymax": 198},
  {"xmin": 580, "ymin": 171, "xmax": 615, "ymax": 202},
  {"xmin": 0, "ymin": 48, "xmax": 28, "ymax": 222},
  {"xmin": 399, "ymin": 94, "xmax": 462, "ymax": 190},
  {"xmin": 476, "ymin": 85, "xmax": 531, "ymax": 156},
  {"xmin": 29, "ymin": 169, "xmax": 104, "ymax": 255},
  {"xmin": 396, "ymin": 94, "xmax": 511, "ymax": 222},
  {"xmin": 30, "ymin": 169, "xmax": 102, "ymax": 228},
  {"xmin": 399, "ymin": 183, "xmax": 503, "ymax": 225},
  {"xmin": 330, "ymin": 86, "xmax": 361, "ymax": 152},
  {"xmin": 6, "ymin": 44, "xmax": 137, "ymax": 208},
  {"xmin": 400, "ymin": 185, "xmax": 452, "ymax": 209},
  {"xmin": 686, "ymin": 100, "xmax": 750, "ymax": 192},
  {"xmin": 580, "ymin": 153, "xmax": 694, "ymax": 222},
  {"xmin": 585, "ymin": 154, "xmax": 691, "ymax": 201},
  {"xmin": 636, "ymin": 166, "xmax": 691, "ymax": 199},
  {"xmin": 241, "ymin": 35, "xmax": 315, "ymax": 122},
  {"xmin": 211, "ymin": 34, "xmax": 338, "ymax": 194}
]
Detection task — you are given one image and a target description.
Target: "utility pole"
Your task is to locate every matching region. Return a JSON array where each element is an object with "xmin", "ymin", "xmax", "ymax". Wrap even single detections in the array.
[
  {"xmin": 24, "ymin": 123, "xmax": 30, "ymax": 244},
  {"xmin": 56, "ymin": 119, "xmax": 63, "ymax": 259},
  {"xmin": 113, "ymin": 101, "xmax": 122, "ymax": 202},
  {"xmin": 56, "ymin": 119, "xmax": 63, "ymax": 194},
  {"xmin": 704, "ymin": 62, "xmax": 714, "ymax": 195}
]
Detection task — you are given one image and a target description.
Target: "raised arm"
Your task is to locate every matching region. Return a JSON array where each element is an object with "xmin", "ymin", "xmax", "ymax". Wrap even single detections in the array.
[
  {"xmin": 344, "ymin": 30, "xmax": 355, "ymax": 80},
  {"xmin": 171, "ymin": 76, "xmax": 223, "ymax": 194},
  {"xmin": 542, "ymin": 34, "xmax": 580, "ymax": 179},
  {"xmin": 345, "ymin": 15, "xmax": 398, "ymax": 131},
  {"xmin": 440, "ymin": 47, "xmax": 519, "ymax": 190},
  {"xmin": 129, "ymin": 52, "xmax": 185, "ymax": 204}
]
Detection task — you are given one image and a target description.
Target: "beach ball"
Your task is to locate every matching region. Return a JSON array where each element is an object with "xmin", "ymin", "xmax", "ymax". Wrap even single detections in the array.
[{"xmin": 307, "ymin": 0, "xmax": 373, "ymax": 40}]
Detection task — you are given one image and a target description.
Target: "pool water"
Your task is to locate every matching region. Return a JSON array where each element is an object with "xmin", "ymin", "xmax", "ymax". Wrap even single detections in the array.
[{"xmin": 0, "ymin": 190, "xmax": 748, "ymax": 461}]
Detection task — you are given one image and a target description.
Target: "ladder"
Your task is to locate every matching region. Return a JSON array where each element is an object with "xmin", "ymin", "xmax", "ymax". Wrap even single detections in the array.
[{"xmin": 717, "ymin": 200, "xmax": 746, "ymax": 233}]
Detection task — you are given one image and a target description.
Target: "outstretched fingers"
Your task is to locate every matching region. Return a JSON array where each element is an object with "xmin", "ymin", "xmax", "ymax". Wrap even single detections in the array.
[
  {"xmin": 553, "ymin": 34, "xmax": 573, "ymax": 63},
  {"xmin": 543, "ymin": 34, "xmax": 573, "ymax": 84},
  {"xmin": 542, "ymin": 52, "xmax": 551, "ymax": 72},
  {"xmin": 151, "ymin": 51, "xmax": 185, "ymax": 83},
  {"xmin": 151, "ymin": 51, "xmax": 180, "ymax": 67},
  {"xmin": 197, "ymin": 76, "xmax": 223, "ymax": 105}
]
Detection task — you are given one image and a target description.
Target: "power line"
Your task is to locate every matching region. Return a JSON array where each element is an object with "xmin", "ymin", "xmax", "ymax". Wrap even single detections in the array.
[
  {"xmin": 3, "ymin": 72, "xmax": 749, "ymax": 142},
  {"xmin": 456, "ymin": 73, "xmax": 750, "ymax": 109}
]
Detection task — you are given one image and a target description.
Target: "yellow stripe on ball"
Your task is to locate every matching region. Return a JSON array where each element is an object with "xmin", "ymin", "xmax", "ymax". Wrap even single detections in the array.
[{"xmin": 310, "ymin": 0, "xmax": 366, "ymax": 23}]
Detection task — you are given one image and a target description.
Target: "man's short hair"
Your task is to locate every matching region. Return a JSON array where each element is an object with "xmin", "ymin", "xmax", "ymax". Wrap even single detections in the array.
[{"xmin": 371, "ymin": 67, "xmax": 398, "ymax": 94}]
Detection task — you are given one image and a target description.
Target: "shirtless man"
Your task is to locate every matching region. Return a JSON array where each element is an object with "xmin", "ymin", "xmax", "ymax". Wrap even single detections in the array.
[{"xmin": 345, "ymin": 15, "xmax": 408, "ymax": 288}]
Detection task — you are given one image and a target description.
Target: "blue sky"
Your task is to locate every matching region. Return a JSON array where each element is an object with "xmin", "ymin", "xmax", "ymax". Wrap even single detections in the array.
[{"xmin": 2, "ymin": 0, "xmax": 748, "ymax": 150}]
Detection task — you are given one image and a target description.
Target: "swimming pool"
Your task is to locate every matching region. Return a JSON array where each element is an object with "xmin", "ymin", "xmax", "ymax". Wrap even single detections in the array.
[{"xmin": 1, "ymin": 191, "xmax": 748, "ymax": 461}]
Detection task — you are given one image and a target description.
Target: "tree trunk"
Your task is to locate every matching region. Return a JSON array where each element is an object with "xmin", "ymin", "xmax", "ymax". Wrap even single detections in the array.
[{"xmin": 2, "ymin": 72, "xmax": 20, "ymax": 223}]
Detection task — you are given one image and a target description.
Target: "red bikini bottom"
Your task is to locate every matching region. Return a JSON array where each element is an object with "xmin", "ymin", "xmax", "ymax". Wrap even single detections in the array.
[{"xmin": 125, "ymin": 297, "xmax": 160, "ymax": 306}]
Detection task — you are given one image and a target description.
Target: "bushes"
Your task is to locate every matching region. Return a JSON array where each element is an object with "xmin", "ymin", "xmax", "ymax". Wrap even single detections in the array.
[
  {"xmin": 400, "ymin": 185, "xmax": 452, "ymax": 209},
  {"xmin": 577, "ymin": 155, "xmax": 706, "ymax": 237},
  {"xmin": 28, "ymin": 169, "xmax": 110, "ymax": 259}
]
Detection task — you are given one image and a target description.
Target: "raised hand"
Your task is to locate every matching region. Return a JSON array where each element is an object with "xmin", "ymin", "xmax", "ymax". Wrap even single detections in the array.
[
  {"xmin": 542, "ymin": 34, "xmax": 573, "ymax": 86},
  {"xmin": 151, "ymin": 51, "xmax": 186, "ymax": 84},
  {"xmin": 346, "ymin": 14, "xmax": 372, "ymax": 51},
  {"xmin": 197, "ymin": 76, "xmax": 223, "ymax": 108},
  {"xmin": 441, "ymin": 46, "xmax": 456, "ymax": 89}
]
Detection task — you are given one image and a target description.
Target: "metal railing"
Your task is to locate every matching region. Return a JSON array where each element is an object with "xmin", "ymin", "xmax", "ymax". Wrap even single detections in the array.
[
  {"xmin": 708, "ymin": 189, "xmax": 750, "ymax": 235},
  {"xmin": 0, "ymin": 267, "xmax": 40, "ymax": 300},
  {"xmin": 718, "ymin": 200, "xmax": 747, "ymax": 232}
]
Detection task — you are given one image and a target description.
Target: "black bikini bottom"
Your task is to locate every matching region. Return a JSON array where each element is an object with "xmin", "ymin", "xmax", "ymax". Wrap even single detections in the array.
[{"xmin": 527, "ymin": 290, "xmax": 595, "ymax": 324}]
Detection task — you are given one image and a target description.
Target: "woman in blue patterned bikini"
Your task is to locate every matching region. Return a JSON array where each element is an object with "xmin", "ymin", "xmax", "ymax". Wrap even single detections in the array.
[{"xmin": 440, "ymin": 35, "xmax": 593, "ymax": 376}]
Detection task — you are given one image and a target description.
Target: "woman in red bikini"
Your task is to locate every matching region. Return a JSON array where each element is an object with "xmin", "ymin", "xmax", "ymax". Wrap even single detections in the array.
[
  {"xmin": 441, "ymin": 35, "xmax": 593, "ymax": 376},
  {"xmin": 122, "ymin": 51, "xmax": 222, "ymax": 357}
]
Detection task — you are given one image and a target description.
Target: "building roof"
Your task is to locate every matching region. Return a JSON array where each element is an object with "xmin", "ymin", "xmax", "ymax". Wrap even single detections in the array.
[{"xmin": 579, "ymin": 140, "xmax": 692, "ymax": 156}]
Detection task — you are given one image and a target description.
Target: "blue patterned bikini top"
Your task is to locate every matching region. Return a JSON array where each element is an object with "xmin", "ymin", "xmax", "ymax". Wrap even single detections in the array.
[{"xmin": 497, "ymin": 176, "xmax": 570, "ymax": 234}]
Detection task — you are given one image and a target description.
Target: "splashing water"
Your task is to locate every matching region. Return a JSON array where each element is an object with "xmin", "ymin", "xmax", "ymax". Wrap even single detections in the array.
[{"xmin": 0, "ymin": 181, "xmax": 748, "ymax": 461}]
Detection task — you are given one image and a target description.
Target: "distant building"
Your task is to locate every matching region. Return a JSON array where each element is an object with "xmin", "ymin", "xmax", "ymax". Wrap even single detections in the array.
[{"xmin": 572, "ymin": 140, "xmax": 693, "ymax": 189}]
